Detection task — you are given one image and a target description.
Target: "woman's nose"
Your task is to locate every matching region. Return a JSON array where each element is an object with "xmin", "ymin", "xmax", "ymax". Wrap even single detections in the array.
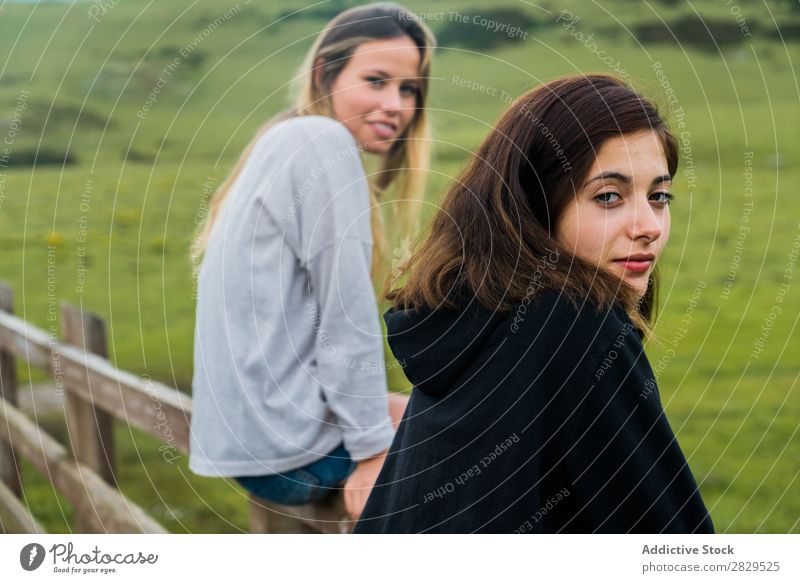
[
  {"xmin": 379, "ymin": 86, "xmax": 403, "ymax": 113},
  {"xmin": 629, "ymin": 201, "xmax": 663, "ymax": 242}
]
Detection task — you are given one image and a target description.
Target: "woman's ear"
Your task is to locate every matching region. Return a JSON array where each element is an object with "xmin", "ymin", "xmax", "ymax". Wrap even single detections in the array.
[{"xmin": 312, "ymin": 57, "xmax": 326, "ymax": 90}]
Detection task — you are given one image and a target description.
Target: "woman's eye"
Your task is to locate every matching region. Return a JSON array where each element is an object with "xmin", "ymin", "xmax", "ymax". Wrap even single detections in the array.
[
  {"xmin": 594, "ymin": 192, "xmax": 621, "ymax": 205},
  {"xmin": 650, "ymin": 191, "xmax": 674, "ymax": 205},
  {"xmin": 365, "ymin": 76, "xmax": 385, "ymax": 87},
  {"xmin": 401, "ymin": 85, "xmax": 419, "ymax": 97}
]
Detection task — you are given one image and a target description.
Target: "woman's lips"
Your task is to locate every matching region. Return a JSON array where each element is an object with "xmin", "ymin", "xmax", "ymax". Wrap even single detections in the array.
[
  {"xmin": 368, "ymin": 121, "xmax": 396, "ymax": 139},
  {"xmin": 613, "ymin": 259, "xmax": 653, "ymax": 273}
]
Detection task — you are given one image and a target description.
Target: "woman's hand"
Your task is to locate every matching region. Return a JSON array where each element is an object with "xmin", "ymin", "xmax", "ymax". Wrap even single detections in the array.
[{"xmin": 344, "ymin": 450, "xmax": 387, "ymax": 520}]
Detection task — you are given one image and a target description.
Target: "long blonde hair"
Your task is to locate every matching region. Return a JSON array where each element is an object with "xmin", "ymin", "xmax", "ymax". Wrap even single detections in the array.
[{"xmin": 192, "ymin": 3, "xmax": 436, "ymax": 277}]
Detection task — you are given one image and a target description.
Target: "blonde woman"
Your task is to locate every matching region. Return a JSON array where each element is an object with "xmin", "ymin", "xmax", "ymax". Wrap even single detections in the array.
[{"xmin": 189, "ymin": 3, "xmax": 435, "ymax": 520}]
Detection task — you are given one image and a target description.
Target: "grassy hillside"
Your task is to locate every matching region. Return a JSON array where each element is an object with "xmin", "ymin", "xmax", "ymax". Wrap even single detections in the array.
[{"xmin": 0, "ymin": 0, "xmax": 798, "ymax": 533}]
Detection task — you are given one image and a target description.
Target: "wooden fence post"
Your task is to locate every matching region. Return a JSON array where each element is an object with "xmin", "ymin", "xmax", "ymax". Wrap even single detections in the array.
[
  {"xmin": 249, "ymin": 496, "xmax": 317, "ymax": 533},
  {"xmin": 60, "ymin": 303, "xmax": 116, "ymax": 532},
  {"xmin": 249, "ymin": 492, "xmax": 352, "ymax": 534},
  {"xmin": 0, "ymin": 284, "xmax": 21, "ymax": 499}
]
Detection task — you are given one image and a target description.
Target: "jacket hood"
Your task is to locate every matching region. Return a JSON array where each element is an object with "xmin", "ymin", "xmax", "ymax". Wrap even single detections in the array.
[{"xmin": 384, "ymin": 296, "xmax": 507, "ymax": 399}]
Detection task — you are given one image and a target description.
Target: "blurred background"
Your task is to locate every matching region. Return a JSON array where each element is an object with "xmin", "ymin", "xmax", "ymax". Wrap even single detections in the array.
[{"xmin": 0, "ymin": 0, "xmax": 798, "ymax": 532}]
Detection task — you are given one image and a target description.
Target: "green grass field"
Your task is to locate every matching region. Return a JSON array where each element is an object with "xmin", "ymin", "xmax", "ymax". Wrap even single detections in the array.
[{"xmin": 0, "ymin": 0, "xmax": 798, "ymax": 533}]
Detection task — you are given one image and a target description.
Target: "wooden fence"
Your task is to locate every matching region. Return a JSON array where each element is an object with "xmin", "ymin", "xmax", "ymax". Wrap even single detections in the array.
[{"xmin": 0, "ymin": 282, "xmax": 351, "ymax": 534}]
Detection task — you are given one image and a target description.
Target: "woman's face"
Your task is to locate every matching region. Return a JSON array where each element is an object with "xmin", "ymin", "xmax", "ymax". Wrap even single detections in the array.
[
  {"xmin": 328, "ymin": 36, "xmax": 421, "ymax": 155},
  {"xmin": 556, "ymin": 130, "xmax": 672, "ymax": 297}
]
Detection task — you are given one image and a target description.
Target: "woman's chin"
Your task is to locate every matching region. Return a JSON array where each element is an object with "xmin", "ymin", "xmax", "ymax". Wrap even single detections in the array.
[
  {"xmin": 360, "ymin": 139, "xmax": 392, "ymax": 155},
  {"xmin": 622, "ymin": 274, "xmax": 650, "ymax": 297}
]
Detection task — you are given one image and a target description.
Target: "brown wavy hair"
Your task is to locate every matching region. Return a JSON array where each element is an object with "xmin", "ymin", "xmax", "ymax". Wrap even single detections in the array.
[{"xmin": 386, "ymin": 74, "xmax": 678, "ymax": 333}]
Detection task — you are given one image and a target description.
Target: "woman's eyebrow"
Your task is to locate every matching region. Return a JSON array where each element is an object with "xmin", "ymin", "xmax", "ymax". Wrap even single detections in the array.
[
  {"xmin": 585, "ymin": 171, "xmax": 631, "ymax": 185},
  {"xmin": 584, "ymin": 172, "xmax": 672, "ymax": 187},
  {"xmin": 651, "ymin": 174, "xmax": 672, "ymax": 185},
  {"xmin": 366, "ymin": 69, "xmax": 420, "ymax": 83}
]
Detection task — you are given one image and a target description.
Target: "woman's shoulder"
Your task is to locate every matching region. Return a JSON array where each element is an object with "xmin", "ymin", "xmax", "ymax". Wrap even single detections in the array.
[
  {"xmin": 268, "ymin": 115, "xmax": 358, "ymax": 153},
  {"xmin": 508, "ymin": 288, "xmax": 635, "ymax": 355},
  {"xmin": 247, "ymin": 115, "xmax": 362, "ymax": 182},
  {"xmin": 500, "ymin": 288, "xmax": 644, "ymax": 400}
]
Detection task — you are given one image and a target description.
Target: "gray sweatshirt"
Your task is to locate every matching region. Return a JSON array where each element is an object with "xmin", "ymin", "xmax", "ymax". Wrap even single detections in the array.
[{"xmin": 189, "ymin": 115, "xmax": 395, "ymax": 477}]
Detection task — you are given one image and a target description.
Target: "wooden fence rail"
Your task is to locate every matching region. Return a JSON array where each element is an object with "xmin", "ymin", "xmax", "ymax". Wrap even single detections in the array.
[{"xmin": 0, "ymin": 282, "xmax": 351, "ymax": 534}]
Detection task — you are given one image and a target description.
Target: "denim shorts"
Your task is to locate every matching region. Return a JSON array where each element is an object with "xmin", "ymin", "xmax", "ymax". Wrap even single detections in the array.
[{"xmin": 234, "ymin": 444, "xmax": 355, "ymax": 506}]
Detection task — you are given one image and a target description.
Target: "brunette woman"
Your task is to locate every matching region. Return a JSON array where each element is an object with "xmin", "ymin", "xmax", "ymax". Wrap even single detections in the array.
[{"xmin": 355, "ymin": 74, "xmax": 714, "ymax": 533}]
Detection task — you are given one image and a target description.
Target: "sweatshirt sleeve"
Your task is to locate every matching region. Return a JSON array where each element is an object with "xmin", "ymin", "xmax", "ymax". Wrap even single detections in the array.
[
  {"xmin": 287, "ymin": 117, "xmax": 394, "ymax": 461},
  {"xmin": 563, "ymin": 322, "xmax": 714, "ymax": 533},
  {"xmin": 307, "ymin": 239, "xmax": 395, "ymax": 461}
]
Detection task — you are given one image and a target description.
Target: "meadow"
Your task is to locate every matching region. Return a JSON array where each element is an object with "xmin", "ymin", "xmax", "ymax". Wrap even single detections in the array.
[{"xmin": 0, "ymin": 0, "xmax": 798, "ymax": 532}]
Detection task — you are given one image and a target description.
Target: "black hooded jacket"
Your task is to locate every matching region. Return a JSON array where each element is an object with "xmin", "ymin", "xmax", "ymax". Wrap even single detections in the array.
[{"xmin": 354, "ymin": 289, "xmax": 714, "ymax": 533}]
